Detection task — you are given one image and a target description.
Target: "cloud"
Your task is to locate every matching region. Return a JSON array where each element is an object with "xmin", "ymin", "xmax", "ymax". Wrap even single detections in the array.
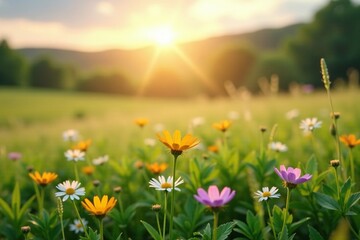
[
  {"xmin": 0, "ymin": 18, "xmax": 148, "ymax": 51},
  {"xmin": 96, "ymin": 1, "xmax": 114, "ymax": 16}
]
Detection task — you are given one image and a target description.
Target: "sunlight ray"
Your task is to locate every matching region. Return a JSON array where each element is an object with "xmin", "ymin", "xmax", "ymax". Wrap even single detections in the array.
[
  {"xmin": 137, "ymin": 47, "xmax": 161, "ymax": 96},
  {"xmin": 171, "ymin": 46, "xmax": 219, "ymax": 95}
]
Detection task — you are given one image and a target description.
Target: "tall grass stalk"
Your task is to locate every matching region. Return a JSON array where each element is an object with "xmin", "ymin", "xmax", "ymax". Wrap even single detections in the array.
[
  {"xmin": 72, "ymin": 200, "xmax": 89, "ymax": 238},
  {"xmin": 320, "ymin": 58, "xmax": 342, "ymax": 169}
]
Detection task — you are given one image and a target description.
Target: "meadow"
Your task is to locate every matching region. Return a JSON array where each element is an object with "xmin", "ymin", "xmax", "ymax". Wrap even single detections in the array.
[{"xmin": 0, "ymin": 85, "xmax": 360, "ymax": 240}]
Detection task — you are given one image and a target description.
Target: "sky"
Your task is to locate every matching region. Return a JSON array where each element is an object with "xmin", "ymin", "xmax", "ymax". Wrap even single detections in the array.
[{"xmin": 0, "ymin": 0, "xmax": 358, "ymax": 52}]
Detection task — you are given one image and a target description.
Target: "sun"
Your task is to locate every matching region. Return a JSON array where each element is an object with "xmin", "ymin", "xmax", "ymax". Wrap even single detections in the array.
[{"xmin": 148, "ymin": 25, "xmax": 176, "ymax": 47}]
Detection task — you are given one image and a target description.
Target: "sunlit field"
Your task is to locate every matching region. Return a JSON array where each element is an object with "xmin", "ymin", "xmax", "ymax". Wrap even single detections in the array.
[{"xmin": 1, "ymin": 86, "xmax": 360, "ymax": 240}]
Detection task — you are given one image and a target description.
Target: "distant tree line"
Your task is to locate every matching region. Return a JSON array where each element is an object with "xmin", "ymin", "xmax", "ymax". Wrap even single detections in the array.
[{"xmin": 1, "ymin": 0, "xmax": 359, "ymax": 97}]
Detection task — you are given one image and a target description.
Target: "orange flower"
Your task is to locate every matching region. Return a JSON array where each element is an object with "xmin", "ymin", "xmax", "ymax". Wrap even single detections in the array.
[
  {"xmin": 81, "ymin": 195, "xmax": 117, "ymax": 218},
  {"xmin": 157, "ymin": 130, "xmax": 200, "ymax": 156},
  {"xmin": 147, "ymin": 162, "xmax": 168, "ymax": 174},
  {"xmin": 340, "ymin": 134, "xmax": 360, "ymax": 148},
  {"xmin": 213, "ymin": 120, "xmax": 231, "ymax": 132},
  {"xmin": 208, "ymin": 145, "xmax": 219, "ymax": 153},
  {"xmin": 134, "ymin": 118, "xmax": 149, "ymax": 128},
  {"xmin": 82, "ymin": 166, "xmax": 95, "ymax": 176},
  {"xmin": 72, "ymin": 139, "xmax": 92, "ymax": 152},
  {"xmin": 29, "ymin": 171, "xmax": 58, "ymax": 186}
]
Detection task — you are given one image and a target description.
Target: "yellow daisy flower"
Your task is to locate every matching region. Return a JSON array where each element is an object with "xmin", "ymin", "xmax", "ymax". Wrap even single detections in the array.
[
  {"xmin": 146, "ymin": 162, "xmax": 168, "ymax": 174},
  {"xmin": 212, "ymin": 120, "xmax": 232, "ymax": 132},
  {"xmin": 29, "ymin": 171, "xmax": 58, "ymax": 186},
  {"xmin": 134, "ymin": 118, "xmax": 149, "ymax": 128},
  {"xmin": 157, "ymin": 130, "xmax": 200, "ymax": 156},
  {"xmin": 81, "ymin": 195, "xmax": 117, "ymax": 218},
  {"xmin": 72, "ymin": 139, "xmax": 92, "ymax": 152}
]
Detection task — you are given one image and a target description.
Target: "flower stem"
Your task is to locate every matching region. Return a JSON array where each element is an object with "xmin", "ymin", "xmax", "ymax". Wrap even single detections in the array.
[
  {"xmin": 155, "ymin": 212, "xmax": 162, "ymax": 240},
  {"xmin": 212, "ymin": 211, "xmax": 219, "ymax": 240},
  {"xmin": 74, "ymin": 163, "xmax": 79, "ymax": 181},
  {"xmin": 163, "ymin": 192, "xmax": 168, "ymax": 240},
  {"xmin": 280, "ymin": 187, "xmax": 291, "ymax": 239},
  {"xmin": 349, "ymin": 149, "xmax": 355, "ymax": 184},
  {"xmin": 72, "ymin": 200, "xmax": 89, "ymax": 238},
  {"xmin": 334, "ymin": 167, "xmax": 340, "ymax": 200},
  {"xmin": 169, "ymin": 155, "xmax": 178, "ymax": 240},
  {"xmin": 266, "ymin": 201, "xmax": 276, "ymax": 240},
  {"xmin": 99, "ymin": 218, "xmax": 104, "ymax": 240},
  {"xmin": 33, "ymin": 183, "xmax": 43, "ymax": 215}
]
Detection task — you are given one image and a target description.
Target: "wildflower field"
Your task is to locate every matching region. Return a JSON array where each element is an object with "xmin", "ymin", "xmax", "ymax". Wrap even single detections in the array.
[{"xmin": 1, "ymin": 77, "xmax": 360, "ymax": 239}]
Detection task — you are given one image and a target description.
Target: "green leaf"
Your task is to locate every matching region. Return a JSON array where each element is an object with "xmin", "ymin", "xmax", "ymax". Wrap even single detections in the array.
[
  {"xmin": 313, "ymin": 192, "xmax": 340, "ymax": 211},
  {"xmin": 11, "ymin": 182, "xmax": 20, "ymax": 217},
  {"xmin": 115, "ymin": 233, "xmax": 123, "ymax": 240},
  {"xmin": 202, "ymin": 223, "xmax": 212, "ymax": 240},
  {"xmin": 216, "ymin": 222, "xmax": 235, "ymax": 240},
  {"xmin": 140, "ymin": 220, "xmax": 162, "ymax": 240},
  {"xmin": 233, "ymin": 220, "xmax": 252, "ymax": 239},
  {"xmin": 272, "ymin": 205, "xmax": 283, "ymax": 233},
  {"xmin": 308, "ymin": 225, "xmax": 325, "ymax": 240},
  {"xmin": 0, "ymin": 198, "xmax": 14, "ymax": 220},
  {"xmin": 345, "ymin": 192, "xmax": 360, "ymax": 212},
  {"xmin": 289, "ymin": 217, "xmax": 311, "ymax": 233},
  {"xmin": 80, "ymin": 227, "xmax": 100, "ymax": 240},
  {"xmin": 18, "ymin": 195, "xmax": 36, "ymax": 220},
  {"xmin": 278, "ymin": 225, "xmax": 288, "ymax": 240},
  {"xmin": 339, "ymin": 178, "xmax": 352, "ymax": 207},
  {"xmin": 306, "ymin": 155, "xmax": 318, "ymax": 175}
]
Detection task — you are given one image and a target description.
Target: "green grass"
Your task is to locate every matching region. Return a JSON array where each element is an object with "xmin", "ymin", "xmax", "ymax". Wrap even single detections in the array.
[{"xmin": 1, "ymin": 87, "xmax": 360, "ymax": 239}]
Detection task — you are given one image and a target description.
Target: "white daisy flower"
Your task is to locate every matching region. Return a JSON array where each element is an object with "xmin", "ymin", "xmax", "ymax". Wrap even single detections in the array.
[
  {"xmin": 191, "ymin": 117, "xmax": 205, "ymax": 128},
  {"xmin": 69, "ymin": 218, "xmax": 88, "ymax": 234},
  {"xmin": 65, "ymin": 149, "xmax": 85, "ymax": 162},
  {"xmin": 299, "ymin": 117, "xmax": 322, "ymax": 133},
  {"xmin": 269, "ymin": 142, "xmax": 288, "ymax": 152},
  {"xmin": 144, "ymin": 138, "xmax": 156, "ymax": 147},
  {"xmin": 228, "ymin": 111, "xmax": 240, "ymax": 120},
  {"xmin": 92, "ymin": 155, "xmax": 109, "ymax": 165},
  {"xmin": 62, "ymin": 129, "xmax": 79, "ymax": 142},
  {"xmin": 254, "ymin": 187, "xmax": 281, "ymax": 202},
  {"xmin": 55, "ymin": 180, "xmax": 86, "ymax": 201},
  {"xmin": 285, "ymin": 109, "xmax": 299, "ymax": 120},
  {"xmin": 149, "ymin": 176, "xmax": 184, "ymax": 192}
]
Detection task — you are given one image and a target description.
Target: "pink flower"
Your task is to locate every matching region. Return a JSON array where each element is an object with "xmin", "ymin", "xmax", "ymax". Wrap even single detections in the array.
[
  {"xmin": 194, "ymin": 185, "xmax": 235, "ymax": 208},
  {"xmin": 8, "ymin": 152, "xmax": 22, "ymax": 161},
  {"xmin": 274, "ymin": 165, "xmax": 312, "ymax": 187}
]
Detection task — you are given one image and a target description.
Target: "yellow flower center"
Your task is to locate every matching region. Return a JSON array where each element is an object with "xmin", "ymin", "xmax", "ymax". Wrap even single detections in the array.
[
  {"xmin": 262, "ymin": 191, "xmax": 271, "ymax": 197},
  {"xmin": 66, "ymin": 188, "xmax": 75, "ymax": 195},
  {"xmin": 76, "ymin": 223, "xmax": 82, "ymax": 228},
  {"xmin": 161, "ymin": 182, "xmax": 172, "ymax": 189}
]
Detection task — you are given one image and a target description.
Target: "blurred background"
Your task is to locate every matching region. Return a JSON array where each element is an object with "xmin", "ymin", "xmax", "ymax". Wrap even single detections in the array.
[{"xmin": 1, "ymin": 0, "xmax": 359, "ymax": 98}]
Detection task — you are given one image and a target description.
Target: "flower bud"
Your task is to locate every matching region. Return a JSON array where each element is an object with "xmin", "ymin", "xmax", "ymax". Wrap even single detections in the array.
[
  {"xmin": 152, "ymin": 204, "xmax": 161, "ymax": 212},
  {"xmin": 330, "ymin": 160, "xmax": 340, "ymax": 168},
  {"xmin": 21, "ymin": 226, "xmax": 31, "ymax": 234},
  {"xmin": 114, "ymin": 186, "xmax": 122, "ymax": 193}
]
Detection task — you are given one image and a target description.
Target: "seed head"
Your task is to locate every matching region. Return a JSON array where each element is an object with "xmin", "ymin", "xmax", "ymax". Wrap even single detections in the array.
[
  {"xmin": 152, "ymin": 204, "xmax": 161, "ymax": 212},
  {"xmin": 330, "ymin": 160, "xmax": 340, "ymax": 168},
  {"xmin": 320, "ymin": 58, "xmax": 331, "ymax": 90}
]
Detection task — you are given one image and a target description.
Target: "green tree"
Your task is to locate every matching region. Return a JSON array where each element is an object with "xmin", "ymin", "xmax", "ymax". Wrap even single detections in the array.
[
  {"xmin": 285, "ymin": 0, "xmax": 360, "ymax": 87},
  {"xmin": 29, "ymin": 56, "xmax": 68, "ymax": 89},
  {"xmin": 246, "ymin": 52, "xmax": 301, "ymax": 93},
  {"xmin": 77, "ymin": 72, "xmax": 134, "ymax": 95},
  {"xmin": 0, "ymin": 39, "xmax": 27, "ymax": 86},
  {"xmin": 209, "ymin": 43, "xmax": 257, "ymax": 96}
]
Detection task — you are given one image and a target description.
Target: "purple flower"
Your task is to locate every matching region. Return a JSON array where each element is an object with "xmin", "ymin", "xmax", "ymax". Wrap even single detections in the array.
[
  {"xmin": 274, "ymin": 165, "xmax": 312, "ymax": 188},
  {"xmin": 8, "ymin": 152, "xmax": 22, "ymax": 161},
  {"xmin": 194, "ymin": 185, "xmax": 235, "ymax": 208}
]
